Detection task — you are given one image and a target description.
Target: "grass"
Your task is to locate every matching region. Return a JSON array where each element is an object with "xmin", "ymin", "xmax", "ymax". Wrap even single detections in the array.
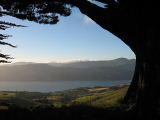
[
  {"xmin": 0, "ymin": 106, "xmax": 8, "ymax": 110},
  {"xmin": 0, "ymin": 84, "xmax": 129, "ymax": 109},
  {"xmin": 0, "ymin": 84, "xmax": 132, "ymax": 120},
  {"xmin": 88, "ymin": 87, "xmax": 109, "ymax": 92},
  {"xmin": 0, "ymin": 92, "xmax": 16, "ymax": 100},
  {"xmin": 71, "ymin": 87, "xmax": 128, "ymax": 108}
]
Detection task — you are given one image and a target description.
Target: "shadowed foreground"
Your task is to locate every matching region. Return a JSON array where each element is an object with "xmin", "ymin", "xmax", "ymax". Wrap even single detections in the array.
[
  {"xmin": 0, "ymin": 105, "xmax": 135, "ymax": 120},
  {"xmin": 0, "ymin": 84, "xmax": 136, "ymax": 120}
]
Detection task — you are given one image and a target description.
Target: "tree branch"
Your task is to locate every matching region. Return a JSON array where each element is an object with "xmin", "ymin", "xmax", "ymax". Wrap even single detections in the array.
[
  {"xmin": 70, "ymin": 0, "xmax": 137, "ymax": 53},
  {"xmin": 0, "ymin": 20, "xmax": 22, "ymax": 63},
  {"xmin": 94, "ymin": 0, "xmax": 116, "ymax": 5},
  {"xmin": 0, "ymin": 21, "xmax": 26, "ymax": 28},
  {"xmin": 0, "ymin": 41, "xmax": 16, "ymax": 47},
  {"xmin": 0, "ymin": 60, "xmax": 11, "ymax": 63}
]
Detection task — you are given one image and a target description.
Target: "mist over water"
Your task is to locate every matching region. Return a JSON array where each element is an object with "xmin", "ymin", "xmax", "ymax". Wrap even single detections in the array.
[
  {"xmin": 0, "ymin": 80, "xmax": 131, "ymax": 92},
  {"xmin": 0, "ymin": 59, "xmax": 134, "ymax": 92}
]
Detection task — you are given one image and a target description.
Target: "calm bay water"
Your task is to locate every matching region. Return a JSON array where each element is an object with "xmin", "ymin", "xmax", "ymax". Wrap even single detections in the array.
[{"xmin": 0, "ymin": 80, "xmax": 131, "ymax": 92}]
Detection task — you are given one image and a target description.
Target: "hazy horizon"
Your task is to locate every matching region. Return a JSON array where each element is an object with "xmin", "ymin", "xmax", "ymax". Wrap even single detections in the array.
[{"xmin": 0, "ymin": 57, "xmax": 135, "ymax": 65}]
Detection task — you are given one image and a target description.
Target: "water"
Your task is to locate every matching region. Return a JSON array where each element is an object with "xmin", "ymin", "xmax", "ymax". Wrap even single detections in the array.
[{"xmin": 0, "ymin": 80, "xmax": 131, "ymax": 92}]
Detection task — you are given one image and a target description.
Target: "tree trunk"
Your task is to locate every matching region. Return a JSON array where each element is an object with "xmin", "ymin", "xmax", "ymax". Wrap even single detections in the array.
[
  {"xmin": 136, "ymin": 57, "xmax": 158, "ymax": 119},
  {"xmin": 123, "ymin": 57, "xmax": 139, "ymax": 104},
  {"xmin": 124, "ymin": 28, "xmax": 160, "ymax": 119},
  {"xmin": 73, "ymin": 1, "xmax": 160, "ymax": 119}
]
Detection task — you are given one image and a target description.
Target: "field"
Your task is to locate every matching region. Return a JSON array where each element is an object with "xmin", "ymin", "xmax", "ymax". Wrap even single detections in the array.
[{"xmin": 0, "ymin": 84, "xmax": 129, "ymax": 110}]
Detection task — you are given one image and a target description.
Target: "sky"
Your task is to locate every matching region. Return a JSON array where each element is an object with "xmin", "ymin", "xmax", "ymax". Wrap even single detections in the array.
[{"xmin": 0, "ymin": 8, "xmax": 135, "ymax": 63}]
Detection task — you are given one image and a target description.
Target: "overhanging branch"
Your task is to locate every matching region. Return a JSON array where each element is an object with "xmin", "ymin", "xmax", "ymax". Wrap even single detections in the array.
[{"xmin": 70, "ymin": 0, "xmax": 137, "ymax": 53}]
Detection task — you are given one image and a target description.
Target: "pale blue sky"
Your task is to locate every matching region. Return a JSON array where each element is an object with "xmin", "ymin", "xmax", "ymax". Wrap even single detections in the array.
[{"xmin": 0, "ymin": 8, "xmax": 135, "ymax": 63}]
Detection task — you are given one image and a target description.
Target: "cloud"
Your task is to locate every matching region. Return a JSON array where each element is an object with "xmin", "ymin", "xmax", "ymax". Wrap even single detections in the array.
[{"xmin": 83, "ymin": 15, "xmax": 94, "ymax": 24}]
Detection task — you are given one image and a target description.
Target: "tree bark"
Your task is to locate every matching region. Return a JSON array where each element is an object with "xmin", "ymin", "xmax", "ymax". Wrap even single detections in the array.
[
  {"xmin": 124, "ymin": 24, "xmax": 160, "ymax": 119},
  {"xmin": 70, "ymin": 0, "xmax": 160, "ymax": 119},
  {"xmin": 123, "ymin": 57, "xmax": 139, "ymax": 104},
  {"xmin": 75, "ymin": 1, "xmax": 160, "ymax": 119},
  {"xmin": 135, "ymin": 55, "xmax": 160, "ymax": 119}
]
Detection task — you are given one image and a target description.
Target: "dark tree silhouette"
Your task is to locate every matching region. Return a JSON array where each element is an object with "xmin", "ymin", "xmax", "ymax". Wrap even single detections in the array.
[
  {"xmin": 0, "ymin": 0, "xmax": 159, "ymax": 119},
  {"xmin": 0, "ymin": 0, "xmax": 71, "ymax": 62},
  {"xmin": 0, "ymin": 21, "xmax": 24, "ymax": 63}
]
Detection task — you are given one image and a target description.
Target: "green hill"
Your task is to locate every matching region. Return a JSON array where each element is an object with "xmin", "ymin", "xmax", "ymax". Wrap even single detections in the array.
[
  {"xmin": 71, "ymin": 86, "xmax": 128, "ymax": 108},
  {"xmin": 0, "ymin": 84, "xmax": 129, "ymax": 110}
]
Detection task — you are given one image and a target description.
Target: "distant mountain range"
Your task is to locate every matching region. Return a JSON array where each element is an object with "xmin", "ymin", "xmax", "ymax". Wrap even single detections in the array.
[{"xmin": 0, "ymin": 58, "xmax": 135, "ymax": 81}]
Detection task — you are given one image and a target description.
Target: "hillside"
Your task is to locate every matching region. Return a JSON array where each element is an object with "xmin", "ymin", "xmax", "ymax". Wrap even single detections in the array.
[
  {"xmin": 0, "ymin": 84, "xmax": 129, "ymax": 110},
  {"xmin": 0, "ymin": 58, "xmax": 135, "ymax": 81},
  {"xmin": 0, "ymin": 84, "xmax": 135, "ymax": 120}
]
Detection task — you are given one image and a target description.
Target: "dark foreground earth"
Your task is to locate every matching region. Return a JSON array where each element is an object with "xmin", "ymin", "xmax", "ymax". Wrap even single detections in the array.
[{"xmin": 0, "ymin": 84, "xmax": 136, "ymax": 120}]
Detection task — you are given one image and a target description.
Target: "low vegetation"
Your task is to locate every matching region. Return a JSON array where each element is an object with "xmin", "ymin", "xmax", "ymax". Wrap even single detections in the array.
[
  {"xmin": 0, "ymin": 84, "xmax": 129, "ymax": 109},
  {"xmin": 0, "ymin": 84, "xmax": 134, "ymax": 120}
]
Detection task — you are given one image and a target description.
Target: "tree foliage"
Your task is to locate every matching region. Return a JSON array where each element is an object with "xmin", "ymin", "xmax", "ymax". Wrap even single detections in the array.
[
  {"xmin": 0, "ymin": 0, "xmax": 71, "ymax": 24},
  {"xmin": 0, "ymin": 21, "xmax": 23, "ymax": 63},
  {"xmin": 0, "ymin": 0, "xmax": 72, "ymax": 63}
]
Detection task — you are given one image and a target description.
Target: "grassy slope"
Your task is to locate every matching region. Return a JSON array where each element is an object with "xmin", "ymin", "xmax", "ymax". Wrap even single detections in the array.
[
  {"xmin": 0, "ymin": 84, "xmax": 129, "ymax": 110},
  {"xmin": 72, "ymin": 87, "xmax": 128, "ymax": 108}
]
